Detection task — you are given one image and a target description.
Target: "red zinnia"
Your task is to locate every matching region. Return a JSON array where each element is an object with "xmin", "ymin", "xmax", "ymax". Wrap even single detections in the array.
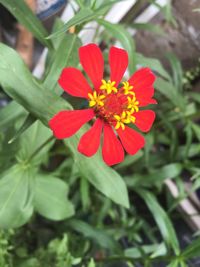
[{"xmin": 49, "ymin": 44, "xmax": 156, "ymax": 165}]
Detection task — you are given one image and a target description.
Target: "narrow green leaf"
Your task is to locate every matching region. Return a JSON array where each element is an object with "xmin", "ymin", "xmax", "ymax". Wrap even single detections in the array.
[
  {"xmin": 192, "ymin": 123, "xmax": 200, "ymax": 142},
  {"xmin": 130, "ymin": 23, "xmax": 165, "ymax": 35},
  {"xmin": 181, "ymin": 237, "xmax": 200, "ymax": 259},
  {"xmin": 67, "ymin": 219, "xmax": 120, "ymax": 251},
  {"xmin": 126, "ymin": 163, "xmax": 182, "ymax": 187},
  {"xmin": 0, "ymin": 165, "xmax": 34, "ymax": 229},
  {"xmin": 34, "ymin": 174, "xmax": 74, "ymax": 220},
  {"xmin": 47, "ymin": 8, "xmax": 104, "ymax": 39},
  {"xmin": 125, "ymin": 243, "xmax": 166, "ymax": 259},
  {"xmin": 135, "ymin": 53, "xmax": 171, "ymax": 81},
  {"xmin": 155, "ymin": 77, "xmax": 186, "ymax": 110},
  {"xmin": 0, "ymin": 0, "xmax": 52, "ymax": 49},
  {"xmin": 136, "ymin": 189, "xmax": 180, "ymax": 255},
  {"xmin": 166, "ymin": 259, "xmax": 179, "ymax": 267},
  {"xmin": 166, "ymin": 53, "xmax": 183, "ymax": 91},
  {"xmin": 43, "ymin": 34, "xmax": 81, "ymax": 90},
  {"xmin": 97, "ymin": 19, "xmax": 136, "ymax": 73}
]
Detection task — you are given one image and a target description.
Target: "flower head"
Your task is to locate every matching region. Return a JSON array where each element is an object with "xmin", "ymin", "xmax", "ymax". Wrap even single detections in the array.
[{"xmin": 49, "ymin": 44, "xmax": 157, "ymax": 165}]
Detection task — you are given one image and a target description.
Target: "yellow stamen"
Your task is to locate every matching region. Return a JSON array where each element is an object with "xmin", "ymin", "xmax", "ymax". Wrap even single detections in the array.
[
  {"xmin": 88, "ymin": 91, "xmax": 105, "ymax": 107},
  {"xmin": 122, "ymin": 81, "xmax": 134, "ymax": 95},
  {"xmin": 127, "ymin": 96, "xmax": 139, "ymax": 113},
  {"xmin": 114, "ymin": 110, "xmax": 136, "ymax": 130},
  {"xmin": 100, "ymin": 80, "xmax": 117, "ymax": 94}
]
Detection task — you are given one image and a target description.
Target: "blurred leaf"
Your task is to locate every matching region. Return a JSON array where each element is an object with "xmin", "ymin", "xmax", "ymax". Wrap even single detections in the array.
[
  {"xmin": 34, "ymin": 174, "xmax": 74, "ymax": 220},
  {"xmin": 155, "ymin": 77, "xmax": 186, "ymax": 110},
  {"xmin": 0, "ymin": 101, "xmax": 26, "ymax": 131},
  {"xmin": 0, "ymin": 165, "xmax": 34, "ymax": 229},
  {"xmin": 87, "ymin": 259, "xmax": 95, "ymax": 267},
  {"xmin": 80, "ymin": 177, "xmax": 90, "ymax": 210},
  {"xmin": 166, "ymin": 53, "xmax": 183, "ymax": 91},
  {"xmin": 181, "ymin": 237, "xmax": 200, "ymax": 259},
  {"xmin": 126, "ymin": 163, "xmax": 182, "ymax": 187},
  {"xmin": 191, "ymin": 123, "xmax": 200, "ymax": 142},
  {"xmin": 65, "ymin": 125, "xmax": 130, "ymax": 209},
  {"xmin": 189, "ymin": 92, "xmax": 200, "ymax": 104},
  {"xmin": 130, "ymin": 23, "xmax": 165, "ymax": 35},
  {"xmin": 0, "ymin": 0, "xmax": 52, "ymax": 49},
  {"xmin": 136, "ymin": 189, "xmax": 180, "ymax": 255},
  {"xmin": 44, "ymin": 34, "xmax": 81, "ymax": 91},
  {"xmin": 67, "ymin": 219, "xmax": 120, "ymax": 251},
  {"xmin": 135, "ymin": 53, "xmax": 171, "ymax": 81},
  {"xmin": 125, "ymin": 243, "xmax": 166, "ymax": 259},
  {"xmin": 193, "ymin": 8, "xmax": 200, "ymax": 12},
  {"xmin": 97, "ymin": 19, "xmax": 136, "ymax": 73},
  {"xmin": 47, "ymin": 8, "xmax": 104, "ymax": 39},
  {"xmin": 166, "ymin": 259, "xmax": 179, "ymax": 267},
  {"xmin": 184, "ymin": 122, "xmax": 193, "ymax": 159},
  {"xmin": 115, "ymin": 151, "xmax": 143, "ymax": 170}
]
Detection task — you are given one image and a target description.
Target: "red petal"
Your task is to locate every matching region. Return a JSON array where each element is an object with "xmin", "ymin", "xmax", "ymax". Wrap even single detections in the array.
[
  {"xmin": 109, "ymin": 46, "xmax": 128, "ymax": 87},
  {"xmin": 134, "ymin": 110, "xmax": 155, "ymax": 132},
  {"xmin": 117, "ymin": 126, "xmax": 145, "ymax": 155},
  {"xmin": 58, "ymin": 67, "xmax": 92, "ymax": 99},
  {"xmin": 128, "ymin": 68, "xmax": 156, "ymax": 106},
  {"xmin": 102, "ymin": 124, "xmax": 124, "ymax": 166},
  {"xmin": 49, "ymin": 109, "xmax": 95, "ymax": 139},
  {"xmin": 139, "ymin": 97, "xmax": 158, "ymax": 106},
  {"xmin": 78, "ymin": 119, "xmax": 103, "ymax": 157},
  {"xmin": 79, "ymin": 44, "xmax": 104, "ymax": 90}
]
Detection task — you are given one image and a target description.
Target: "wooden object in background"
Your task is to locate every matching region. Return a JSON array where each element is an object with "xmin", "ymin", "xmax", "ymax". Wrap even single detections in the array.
[{"xmin": 16, "ymin": 0, "xmax": 36, "ymax": 69}]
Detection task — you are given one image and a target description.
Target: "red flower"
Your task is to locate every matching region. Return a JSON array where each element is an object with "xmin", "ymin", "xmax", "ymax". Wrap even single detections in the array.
[{"xmin": 49, "ymin": 44, "xmax": 156, "ymax": 166}]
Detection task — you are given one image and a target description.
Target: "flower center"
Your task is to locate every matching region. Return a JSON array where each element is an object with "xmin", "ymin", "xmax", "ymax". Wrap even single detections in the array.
[{"xmin": 88, "ymin": 80, "xmax": 139, "ymax": 130}]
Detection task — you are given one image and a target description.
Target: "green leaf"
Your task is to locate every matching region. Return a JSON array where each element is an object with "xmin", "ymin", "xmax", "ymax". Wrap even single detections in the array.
[
  {"xmin": 97, "ymin": 19, "xmax": 136, "ymax": 73},
  {"xmin": 130, "ymin": 23, "xmax": 165, "ymax": 35},
  {"xmin": 135, "ymin": 53, "xmax": 171, "ymax": 81},
  {"xmin": 166, "ymin": 53, "xmax": 183, "ymax": 91},
  {"xmin": 67, "ymin": 219, "xmax": 120, "ymax": 251},
  {"xmin": 155, "ymin": 77, "xmax": 186, "ymax": 110},
  {"xmin": 128, "ymin": 163, "xmax": 182, "ymax": 187},
  {"xmin": 65, "ymin": 125, "xmax": 130, "ymax": 209},
  {"xmin": 136, "ymin": 189, "xmax": 180, "ymax": 255},
  {"xmin": 87, "ymin": 259, "xmax": 96, "ymax": 267},
  {"xmin": 192, "ymin": 123, "xmax": 200, "ymax": 142},
  {"xmin": 181, "ymin": 237, "xmax": 200, "ymax": 259},
  {"xmin": 17, "ymin": 121, "xmax": 53, "ymax": 165},
  {"xmin": 43, "ymin": 34, "xmax": 81, "ymax": 91},
  {"xmin": 47, "ymin": 8, "xmax": 104, "ymax": 39},
  {"xmin": 125, "ymin": 243, "xmax": 166, "ymax": 259},
  {"xmin": 0, "ymin": 165, "xmax": 34, "ymax": 229},
  {"xmin": 166, "ymin": 259, "xmax": 179, "ymax": 267},
  {"xmin": 8, "ymin": 113, "xmax": 36, "ymax": 144},
  {"xmin": 0, "ymin": 0, "xmax": 52, "ymax": 49},
  {"xmin": 0, "ymin": 43, "xmax": 71, "ymax": 125},
  {"xmin": 0, "ymin": 101, "xmax": 26, "ymax": 131},
  {"xmin": 34, "ymin": 174, "xmax": 74, "ymax": 220}
]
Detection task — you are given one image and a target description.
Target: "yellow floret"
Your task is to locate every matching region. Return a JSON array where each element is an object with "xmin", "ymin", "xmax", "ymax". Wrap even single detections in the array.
[
  {"xmin": 88, "ymin": 91, "xmax": 105, "ymax": 107},
  {"xmin": 100, "ymin": 80, "xmax": 117, "ymax": 94}
]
